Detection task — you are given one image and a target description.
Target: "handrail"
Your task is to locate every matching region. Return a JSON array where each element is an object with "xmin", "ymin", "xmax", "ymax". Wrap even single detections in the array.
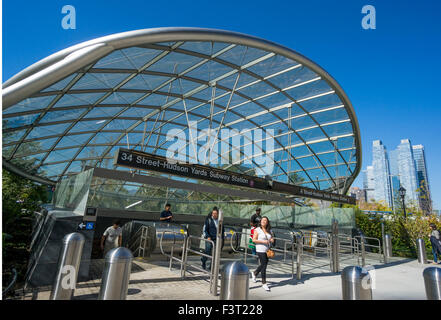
[
  {"xmin": 183, "ymin": 235, "xmax": 215, "ymax": 292},
  {"xmin": 229, "ymin": 230, "xmax": 298, "ymax": 279},
  {"xmin": 2, "ymin": 268, "xmax": 17, "ymax": 298},
  {"xmin": 354, "ymin": 235, "xmax": 382, "ymax": 263}
]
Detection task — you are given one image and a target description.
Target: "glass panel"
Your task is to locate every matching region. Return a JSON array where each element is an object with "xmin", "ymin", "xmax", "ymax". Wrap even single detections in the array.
[
  {"xmin": 122, "ymin": 74, "xmax": 171, "ymax": 91},
  {"xmin": 100, "ymin": 92, "xmax": 145, "ymax": 104},
  {"xmin": 179, "ymin": 41, "xmax": 231, "ymax": 56},
  {"xmin": 57, "ymin": 133, "xmax": 94, "ymax": 148},
  {"xmin": 39, "ymin": 108, "xmax": 86, "ymax": 123},
  {"xmin": 27, "ymin": 123, "xmax": 71, "ymax": 139},
  {"xmin": 42, "ymin": 74, "xmax": 77, "ymax": 92},
  {"xmin": 247, "ymin": 54, "xmax": 299, "ymax": 78},
  {"xmin": 285, "ymin": 79, "xmax": 332, "ymax": 101},
  {"xmin": 71, "ymin": 73, "xmax": 129, "ymax": 90},
  {"xmin": 3, "ymin": 114, "xmax": 40, "ymax": 128},
  {"xmin": 269, "ymin": 66, "xmax": 318, "ymax": 89},
  {"xmin": 53, "ymin": 168, "xmax": 94, "ymax": 215},
  {"xmin": 83, "ymin": 106, "xmax": 124, "ymax": 119},
  {"xmin": 55, "ymin": 93, "xmax": 105, "ymax": 107},
  {"xmin": 185, "ymin": 60, "xmax": 234, "ymax": 82},
  {"xmin": 147, "ymin": 51, "xmax": 204, "ymax": 74},
  {"xmin": 4, "ymin": 95, "xmax": 56, "ymax": 114}
]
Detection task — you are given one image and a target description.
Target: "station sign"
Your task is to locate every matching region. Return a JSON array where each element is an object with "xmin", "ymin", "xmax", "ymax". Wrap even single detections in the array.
[{"xmin": 113, "ymin": 148, "xmax": 355, "ymax": 205}]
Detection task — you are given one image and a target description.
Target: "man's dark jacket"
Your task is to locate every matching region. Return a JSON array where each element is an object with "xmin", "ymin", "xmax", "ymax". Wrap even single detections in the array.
[{"xmin": 203, "ymin": 215, "xmax": 225, "ymax": 244}]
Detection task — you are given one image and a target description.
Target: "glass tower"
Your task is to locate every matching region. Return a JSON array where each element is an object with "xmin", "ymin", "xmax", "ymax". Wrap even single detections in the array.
[
  {"xmin": 363, "ymin": 165, "xmax": 375, "ymax": 203},
  {"xmin": 412, "ymin": 144, "xmax": 432, "ymax": 213},
  {"xmin": 397, "ymin": 139, "xmax": 419, "ymax": 207},
  {"xmin": 372, "ymin": 140, "xmax": 392, "ymax": 207}
]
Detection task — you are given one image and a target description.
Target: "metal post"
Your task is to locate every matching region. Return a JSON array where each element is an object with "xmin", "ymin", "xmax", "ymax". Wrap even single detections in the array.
[
  {"xmin": 423, "ymin": 267, "xmax": 441, "ymax": 300},
  {"xmin": 210, "ymin": 209, "xmax": 224, "ymax": 296},
  {"xmin": 296, "ymin": 235, "xmax": 302, "ymax": 280},
  {"xmin": 244, "ymin": 231, "xmax": 248, "ymax": 265},
  {"xmin": 180, "ymin": 233, "xmax": 188, "ymax": 278},
  {"xmin": 182, "ymin": 236, "xmax": 189, "ymax": 278},
  {"xmin": 50, "ymin": 232, "xmax": 85, "ymax": 300},
  {"xmin": 220, "ymin": 261, "xmax": 249, "ymax": 300},
  {"xmin": 381, "ymin": 223, "xmax": 387, "ymax": 263},
  {"xmin": 341, "ymin": 266, "xmax": 373, "ymax": 300},
  {"xmin": 98, "ymin": 247, "xmax": 133, "ymax": 300},
  {"xmin": 360, "ymin": 235, "xmax": 366, "ymax": 267},
  {"xmin": 417, "ymin": 238, "xmax": 427, "ymax": 264},
  {"xmin": 384, "ymin": 234, "xmax": 393, "ymax": 258},
  {"xmin": 330, "ymin": 219, "xmax": 340, "ymax": 273}
]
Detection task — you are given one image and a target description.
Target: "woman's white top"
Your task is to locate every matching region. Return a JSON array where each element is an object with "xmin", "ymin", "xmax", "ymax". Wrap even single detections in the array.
[{"xmin": 255, "ymin": 227, "xmax": 272, "ymax": 253}]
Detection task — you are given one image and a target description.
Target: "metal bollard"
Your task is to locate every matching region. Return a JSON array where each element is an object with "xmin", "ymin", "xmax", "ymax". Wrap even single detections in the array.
[
  {"xmin": 50, "ymin": 232, "xmax": 85, "ymax": 300},
  {"xmin": 210, "ymin": 209, "xmax": 224, "ymax": 296},
  {"xmin": 296, "ymin": 235, "xmax": 302, "ymax": 280},
  {"xmin": 360, "ymin": 235, "xmax": 366, "ymax": 267},
  {"xmin": 341, "ymin": 266, "xmax": 373, "ymax": 300},
  {"xmin": 416, "ymin": 238, "xmax": 427, "ymax": 264},
  {"xmin": 220, "ymin": 261, "xmax": 249, "ymax": 300},
  {"xmin": 330, "ymin": 219, "xmax": 340, "ymax": 273},
  {"xmin": 423, "ymin": 267, "xmax": 441, "ymax": 300},
  {"xmin": 98, "ymin": 247, "xmax": 133, "ymax": 300},
  {"xmin": 384, "ymin": 234, "xmax": 393, "ymax": 258}
]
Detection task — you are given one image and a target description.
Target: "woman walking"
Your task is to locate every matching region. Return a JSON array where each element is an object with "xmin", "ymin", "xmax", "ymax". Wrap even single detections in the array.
[{"xmin": 251, "ymin": 216, "xmax": 274, "ymax": 291}]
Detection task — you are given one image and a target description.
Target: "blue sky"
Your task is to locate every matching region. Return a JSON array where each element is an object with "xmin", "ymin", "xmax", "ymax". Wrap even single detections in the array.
[{"xmin": 3, "ymin": 0, "xmax": 441, "ymax": 209}]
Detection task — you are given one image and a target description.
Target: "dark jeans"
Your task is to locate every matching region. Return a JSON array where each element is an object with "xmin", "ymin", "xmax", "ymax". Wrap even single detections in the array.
[
  {"xmin": 201, "ymin": 241, "xmax": 214, "ymax": 268},
  {"xmin": 254, "ymin": 252, "xmax": 269, "ymax": 284},
  {"xmin": 432, "ymin": 248, "xmax": 438, "ymax": 263}
]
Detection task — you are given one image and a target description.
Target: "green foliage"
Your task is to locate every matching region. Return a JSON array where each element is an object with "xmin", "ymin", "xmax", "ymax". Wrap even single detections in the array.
[
  {"xmin": 2, "ymin": 169, "xmax": 48, "ymax": 290},
  {"xmin": 354, "ymin": 205, "xmax": 441, "ymax": 259}
]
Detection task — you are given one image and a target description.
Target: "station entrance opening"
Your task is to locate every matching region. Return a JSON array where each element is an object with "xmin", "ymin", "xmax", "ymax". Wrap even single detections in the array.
[
  {"xmin": 25, "ymin": 161, "xmax": 357, "ymax": 288},
  {"xmin": 2, "ymin": 27, "xmax": 364, "ymax": 291}
]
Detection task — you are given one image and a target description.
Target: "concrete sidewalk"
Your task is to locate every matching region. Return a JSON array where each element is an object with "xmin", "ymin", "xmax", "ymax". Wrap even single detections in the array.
[{"xmin": 16, "ymin": 252, "xmax": 434, "ymax": 300}]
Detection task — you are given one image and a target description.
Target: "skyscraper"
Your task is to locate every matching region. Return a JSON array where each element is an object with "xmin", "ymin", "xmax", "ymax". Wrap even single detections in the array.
[
  {"xmin": 363, "ymin": 165, "xmax": 375, "ymax": 202},
  {"xmin": 412, "ymin": 144, "xmax": 432, "ymax": 213},
  {"xmin": 372, "ymin": 140, "xmax": 392, "ymax": 207},
  {"xmin": 388, "ymin": 149, "xmax": 401, "ymax": 210},
  {"xmin": 397, "ymin": 139, "xmax": 419, "ymax": 206}
]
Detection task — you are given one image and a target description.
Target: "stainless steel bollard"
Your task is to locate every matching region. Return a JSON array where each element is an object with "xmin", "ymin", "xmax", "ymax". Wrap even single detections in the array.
[
  {"xmin": 296, "ymin": 235, "xmax": 302, "ymax": 280},
  {"xmin": 330, "ymin": 219, "xmax": 340, "ymax": 273},
  {"xmin": 341, "ymin": 266, "xmax": 373, "ymax": 300},
  {"xmin": 360, "ymin": 235, "xmax": 366, "ymax": 267},
  {"xmin": 98, "ymin": 247, "xmax": 133, "ymax": 300},
  {"xmin": 417, "ymin": 238, "xmax": 428, "ymax": 264},
  {"xmin": 50, "ymin": 232, "xmax": 85, "ymax": 300},
  {"xmin": 220, "ymin": 261, "xmax": 249, "ymax": 300},
  {"xmin": 423, "ymin": 267, "xmax": 441, "ymax": 300},
  {"xmin": 384, "ymin": 234, "xmax": 393, "ymax": 258},
  {"xmin": 210, "ymin": 209, "xmax": 224, "ymax": 296}
]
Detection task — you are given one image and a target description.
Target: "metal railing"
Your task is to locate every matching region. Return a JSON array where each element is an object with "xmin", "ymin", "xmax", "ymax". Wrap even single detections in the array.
[
  {"xmin": 229, "ymin": 230, "xmax": 298, "ymax": 279},
  {"xmin": 300, "ymin": 230, "xmax": 330, "ymax": 259},
  {"xmin": 2, "ymin": 268, "xmax": 17, "ymax": 298},
  {"xmin": 338, "ymin": 234, "xmax": 360, "ymax": 264},
  {"xmin": 183, "ymin": 235, "xmax": 215, "ymax": 292},
  {"xmin": 128, "ymin": 226, "xmax": 153, "ymax": 258},
  {"xmin": 159, "ymin": 230, "xmax": 186, "ymax": 274},
  {"xmin": 354, "ymin": 235, "xmax": 382, "ymax": 263},
  {"xmin": 159, "ymin": 230, "xmax": 215, "ymax": 292}
]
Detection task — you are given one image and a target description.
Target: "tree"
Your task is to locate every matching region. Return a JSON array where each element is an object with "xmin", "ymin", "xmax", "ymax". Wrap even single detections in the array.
[{"xmin": 2, "ymin": 169, "xmax": 48, "ymax": 290}]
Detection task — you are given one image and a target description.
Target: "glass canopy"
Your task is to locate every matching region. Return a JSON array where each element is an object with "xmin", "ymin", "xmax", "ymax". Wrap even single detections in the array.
[{"xmin": 2, "ymin": 28, "xmax": 361, "ymax": 194}]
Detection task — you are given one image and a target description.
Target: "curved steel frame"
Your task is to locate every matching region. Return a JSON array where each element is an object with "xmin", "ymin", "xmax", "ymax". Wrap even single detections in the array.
[{"xmin": 2, "ymin": 27, "xmax": 361, "ymax": 194}]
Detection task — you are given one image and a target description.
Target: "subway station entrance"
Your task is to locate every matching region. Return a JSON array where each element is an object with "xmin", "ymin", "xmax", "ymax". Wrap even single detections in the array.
[{"xmin": 3, "ymin": 28, "xmax": 372, "ymax": 297}]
